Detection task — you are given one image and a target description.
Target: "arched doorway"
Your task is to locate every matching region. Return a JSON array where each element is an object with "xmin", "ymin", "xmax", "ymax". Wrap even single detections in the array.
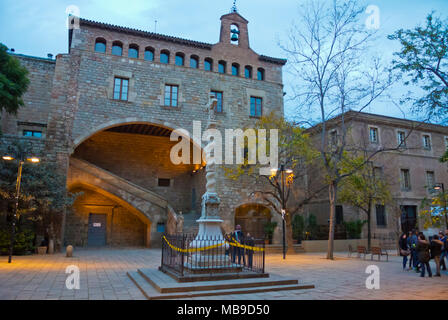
[{"xmin": 235, "ymin": 204, "xmax": 271, "ymax": 240}]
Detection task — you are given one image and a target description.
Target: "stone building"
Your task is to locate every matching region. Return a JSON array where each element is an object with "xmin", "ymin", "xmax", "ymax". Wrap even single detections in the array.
[
  {"xmin": 305, "ymin": 111, "xmax": 448, "ymax": 239},
  {"xmin": 1, "ymin": 9, "xmax": 286, "ymax": 248}
]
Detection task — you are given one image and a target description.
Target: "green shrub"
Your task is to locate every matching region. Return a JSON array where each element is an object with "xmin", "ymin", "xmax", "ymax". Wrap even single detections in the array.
[
  {"xmin": 0, "ymin": 228, "xmax": 35, "ymax": 255},
  {"xmin": 292, "ymin": 215, "xmax": 305, "ymax": 240},
  {"xmin": 263, "ymin": 221, "xmax": 278, "ymax": 243},
  {"xmin": 343, "ymin": 220, "xmax": 366, "ymax": 239}
]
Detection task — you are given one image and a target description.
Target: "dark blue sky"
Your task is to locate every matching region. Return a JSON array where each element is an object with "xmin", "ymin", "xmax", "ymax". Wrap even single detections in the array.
[{"xmin": 1, "ymin": 0, "xmax": 447, "ymax": 121}]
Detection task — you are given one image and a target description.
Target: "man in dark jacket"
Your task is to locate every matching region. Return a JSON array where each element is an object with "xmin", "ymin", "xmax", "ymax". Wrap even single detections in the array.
[
  {"xmin": 431, "ymin": 234, "xmax": 443, "ymax": 277},
  {"xmin": 245, "ymin": 233, "xmax": 255, "ymax": 268},
  {"xmin": 416, "ymin": 234, "xmax": 432, "ymax": 277},
  {"xmin": 231, "ymin": 225, "xmax": 245, "ymax": 265},
  {"xmin": 440, "ymin": 231, "xmax": 447, "ymax": 271},
  {"xmin": 409, "ymin": 229, "xmax": 420, "ymax": 272}
]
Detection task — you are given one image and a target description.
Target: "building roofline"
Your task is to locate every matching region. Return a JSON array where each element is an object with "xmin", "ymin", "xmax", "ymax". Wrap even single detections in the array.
[
  {"xmin": 79, "ymin": 17, "xmax": 213, "ymax": 50},
  {"xmin": 74, "ymin": 17, "xmax": 287, "ymax": 65},
  {"xmin": 8, "ymin": 52, "xmax": 56, "ymax": 64},
  {"xmin": 306, "ymin": 110, "xmax": 448, "ymax": 134}
]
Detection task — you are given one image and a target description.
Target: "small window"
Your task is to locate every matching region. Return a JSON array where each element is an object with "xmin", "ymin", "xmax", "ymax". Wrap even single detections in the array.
[
  {"xmin": 426, "ymin": 171, "xmax": 435, "ymax": 190},
  {"xmin": 175, "ymin": 53, "xmax": 184, "ymax": 66},
  {"xmin": 232, "ymin": 63, "xmax": 239, "ymax": 76},
  {"xmin": 250, "ymin": 96, "xmax": 262, "ymax": 117},
  {"xmin": 218, "ymin": 61, "xmax": 226, "ymax": 74},
  {"xmin": 257, "ymin": 68, "xmax": 265, "ymax": 81},
  {"xmin": 245, "ymin": 66, "xmax": 252, "ymax": 79},
  {"xmin": 111, "ymin": 41, "xmax": 123, "ymax": 56},
  {"xmin": 400, "ymin": 169, "xmax": 411, "ymax": 191},
  {"xmin": 160, "ymin": 50, "xmax": 170, "ymax": 64},
  {"xmin": 190, "ymin": 55, "xmax": 199, "ymax": 68},
  {"xmin": 397, "ymin": 131, "xmax": 406, "ymax": 147},
  {"xmin": 423, "ymin": 135, "xmax": 431, "ymax": 150},
  {"xmin": 94, "ymin": 38, "xmax": 106, "ymax": 53},
  {"xmin": 336, "ymin": 205, "xmax": 344, "ymax": 224},
  {"xmin": 113, "ymin": 77, "xmax": 129, "ymax": 101},
  {"xmin": 373, "ymin": 166, "xmax": 383, "ymax": 179},
  {"xmin": 330, "ymin": 130, "xmax": 338, "ymax": 146},
  {"xmin": 128, "ymin": 44, "xmax": 139, "ymax": 59},
  {"xmin": 164, "ymin": 85, "xmax": 178, "ymax": 107},
  {"xmin": 158, "ymin": 178, "xmax": 171, "ymax": 187},
  {"xmin": 156, "ymin": 222, "xmax": 165, "ymax": 233},
  {"xmin": 211, "ymin": 91, "xmax": 223, "ymax": 113},
  {"xmin": 204, "ymin": 58, "xmax": 213, "ymax": 71},
  {"xmin": 369, "ymin": 127, "xmax": 378, "ymax": 143},
  {"xmin": 23, "ymin": 130, "xmax": 42, "ymax": 138},
  {"xmin": 144, "ymin": 47, "xmax": 154, "ymax": 61},
  {"xmin": 376, "ymin": 205, "xmax": 387, "ymax": 226}
]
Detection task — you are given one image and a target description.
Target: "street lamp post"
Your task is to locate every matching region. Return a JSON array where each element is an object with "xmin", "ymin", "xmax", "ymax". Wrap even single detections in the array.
[
  {"xmin": 271, "ymin": 164, "xmax": 293, "ymax": 260},
  {"xmin": 434, "ymin": 183, "xmax": 448, "ymax": 229},
  {"xmin": 2, "ymin": 152, "xmax": 40, "ymax": 263}
]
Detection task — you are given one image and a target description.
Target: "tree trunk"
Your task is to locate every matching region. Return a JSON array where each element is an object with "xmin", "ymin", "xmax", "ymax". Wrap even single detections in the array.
[
  {"xmin": 327, "ymin": 181, "xmax": 337, "ymax": 260},
  {"xmin": 367, "ymin": 203, "xmax": 371, "ymax": 252},
  {"xmin": 285, "ymin": 212, "xmax": 295, "ymax": 254}
]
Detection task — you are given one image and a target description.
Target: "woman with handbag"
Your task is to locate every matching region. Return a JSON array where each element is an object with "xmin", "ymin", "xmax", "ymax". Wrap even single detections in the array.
[{"xmin": 399, "ymin": 233, "xmax": 410, "ymax": 271}]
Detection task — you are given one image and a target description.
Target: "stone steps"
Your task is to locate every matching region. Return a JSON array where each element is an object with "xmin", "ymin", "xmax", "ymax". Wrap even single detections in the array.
[{"xmin": 127, "ymin": 268, "xmax": 314, "ymax": 300}]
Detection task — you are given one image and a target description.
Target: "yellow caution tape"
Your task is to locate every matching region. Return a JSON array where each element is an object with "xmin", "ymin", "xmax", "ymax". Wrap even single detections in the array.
[{"xmin": 162, "ymin": 236, "xmax": 265, "ymax": 253}]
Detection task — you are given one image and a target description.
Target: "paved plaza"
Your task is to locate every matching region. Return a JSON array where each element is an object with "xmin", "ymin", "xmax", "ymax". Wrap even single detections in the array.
[{"xmin": 0, "ymin": 248, "xmax": 447, "ymax": 300}]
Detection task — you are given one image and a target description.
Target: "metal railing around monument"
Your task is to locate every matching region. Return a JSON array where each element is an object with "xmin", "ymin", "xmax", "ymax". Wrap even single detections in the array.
[{"xmin": 160, "ymin": 233, "xmax": 266, "ymax": 276}]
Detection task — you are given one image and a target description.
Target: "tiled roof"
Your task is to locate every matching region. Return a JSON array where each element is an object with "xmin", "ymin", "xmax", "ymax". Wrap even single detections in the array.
[
  {"xmin": 259, "ymin": 55, "xmax": 287, "ymax": 66},
  {"xmin": 79, "ymin": 18, "xmax": 213, "ymax": 50}
]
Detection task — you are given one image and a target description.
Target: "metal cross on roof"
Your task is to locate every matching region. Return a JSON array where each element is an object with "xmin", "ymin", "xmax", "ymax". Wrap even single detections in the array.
[{"xmin": 231, "ymin": 0, "xmax": 238, "ymax": 13}]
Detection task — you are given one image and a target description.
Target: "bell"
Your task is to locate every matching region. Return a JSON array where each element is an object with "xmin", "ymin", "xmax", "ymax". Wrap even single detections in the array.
[{"xmin": 231, "ymin": 34, "xmax": 239, "ymax": 42}]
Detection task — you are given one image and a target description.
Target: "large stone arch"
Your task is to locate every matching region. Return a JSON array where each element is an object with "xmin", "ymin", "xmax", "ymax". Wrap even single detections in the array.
[{"xmin": 71, "ymin": 116, "xmax": 204, "ymax": 155}]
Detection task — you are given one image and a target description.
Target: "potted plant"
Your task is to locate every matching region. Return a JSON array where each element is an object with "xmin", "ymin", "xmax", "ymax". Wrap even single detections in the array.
[{"xmin": 263, "ymin": 221, "xmax": 277, "ymax": 244}]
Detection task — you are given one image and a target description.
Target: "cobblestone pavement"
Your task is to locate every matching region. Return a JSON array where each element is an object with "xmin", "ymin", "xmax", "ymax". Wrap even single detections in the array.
[{"xmin": 0, "ymin": 248, "xmax": 447, "ymax": 300}]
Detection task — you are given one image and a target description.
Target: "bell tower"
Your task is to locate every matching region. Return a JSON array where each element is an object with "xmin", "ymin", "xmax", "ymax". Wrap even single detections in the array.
[{"xmin": 219, "ymin": 2, "xmax": 250, "ymax": 49}]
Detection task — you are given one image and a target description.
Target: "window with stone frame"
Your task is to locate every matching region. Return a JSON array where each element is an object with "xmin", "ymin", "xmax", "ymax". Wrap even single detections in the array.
[
  {"xmin": 113, "ymin": 77, "xmax": 129, "ymax": 101},
  {"xmin": 204, "ymin": 58, "xmax": 213, "ymax": 71},
  {"xmin": 211, "ymin": 91, "xmax": 223, "ymax": 113},
  {"xmin": 111, "ymin": 41, "xmax": 123, "ymax": 56},
  {"xmin": 422, "ymin": 134, "xmax": 431, "ymax": 150},
  {"xmin": 397, "ymin": 131, "xmax": 406, "ymax": 147},
  {"xmin": 426, "ymin": 171, "xmax": 435, "ymax": 191},
  {"xmin": 164, "ymin": 84, "xmax": 178, "ymax": 107},
  {"xmin": 400, "ymin": 168, "xmax": 411, "ymax": 191},
  {"xmin": 250, "ymin": 96, "xmax": 262, "ymax": 117},
  {"xmin": 369, "ymin": 127, "xmax": 379, "ymax": 143},
  {"xmin": 94, "ymin": 38, "xmax": 106, "ymax": 53},
  {"xmin": 23, "ymin": 130, "xmax": 42, "ymax": 138},
  {"xmin": 144, "ymin": 47, "xmax": 154, "ymax": 61},
  {"xmin": 375, "ymin": 205, "xmax": 387, "ymax": 226}
]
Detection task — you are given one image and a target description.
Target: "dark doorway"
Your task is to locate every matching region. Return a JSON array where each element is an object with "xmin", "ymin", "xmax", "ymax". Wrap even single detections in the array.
[
  {"xmin": 336, "ymin": 205, "xmax": 344, "ymax": 224},
  {"xmin": 400, "ymin": 206, "xmax": 417, "ymax": 234},
  {"xmin": 88, "ymin": 213, "xmax": 107, "ymax": 246}
]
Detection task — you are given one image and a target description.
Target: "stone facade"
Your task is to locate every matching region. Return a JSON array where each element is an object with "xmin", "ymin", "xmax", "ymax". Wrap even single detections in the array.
[
  {"xmin": 1, "ymin": 10, "xmax": 286, "ymax": 248},
  {"xmin": 305, "ymin": 111, "xmax": 448, "ymax": 239}
]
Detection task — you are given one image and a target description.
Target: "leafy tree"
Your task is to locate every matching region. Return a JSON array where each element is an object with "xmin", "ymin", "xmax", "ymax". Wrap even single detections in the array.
[
  {"xmin": 420, "ymin": 191, "xmax": 448, "ymax": 229},
  {"xmin": 0, "ymin": 141, "xmax": 77, "ymax": 250},
  {"xmin": 343, "ymin": 219, "xmax": 367, "ymax": 239},
  {"xmin": 225, "ymin": 111, "xmax": 322, "ymax": 254},
  {"xmin": 388, "ymin": 13, "xmax": 448, "ymax": 124},
  {"xmin": 0, "ymin": 43, "xmax": 30, "ymax": 115},
  {"xmin": 338, "ymin": 156, "xmax": 391, "ymax": 250}
]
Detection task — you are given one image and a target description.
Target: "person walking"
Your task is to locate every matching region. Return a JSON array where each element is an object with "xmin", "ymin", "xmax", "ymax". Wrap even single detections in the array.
[
  {"xmin": 440, "ymin": 231, "xmax": 447, "ymax": 271},
  {"xmin": 245, "ymin": 232, "xmax": 255, "ymax": 269},
  {"xmin": 430, "ymin": 234, "xmax": 443, "ymax": 277},
  {"xmin": 407, "ymin": 231, "xmax": 414, "ymax": 269},
  {"xmin": 410, "ymin": 230, "xmax": 420, "ymax": 272},
  {"xmin": 416, "ymin": 233, "xmax": 432, "ymax": 278},
  {"xmin": 231, "ymin": 225, "xmax": 245, "ymax": 265},
  {"xmin": 399, "ymin": 233, "xmax": 410, "ymax": 271}
]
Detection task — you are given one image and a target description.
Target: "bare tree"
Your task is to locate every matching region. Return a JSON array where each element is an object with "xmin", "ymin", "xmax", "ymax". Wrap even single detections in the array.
[{"xmin": 280, "ymin": 0, "xmax": 394, "ymax": 259}]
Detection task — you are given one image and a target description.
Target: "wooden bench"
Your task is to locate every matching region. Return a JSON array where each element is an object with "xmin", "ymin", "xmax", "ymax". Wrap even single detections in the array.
[
  {"xmin": 371, "ymin": 246, "xmax": 388, "ymax": 261},
  {"xmin": 348, "ymin": 244, "xmax": 357, "ymax": 257},
  {"xmin": 357, "ymin": 246, "xmax": 368, "ymax": 260}
]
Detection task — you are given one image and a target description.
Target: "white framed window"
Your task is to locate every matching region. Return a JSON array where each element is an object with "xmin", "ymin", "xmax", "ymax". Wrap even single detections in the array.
[
  {"xmin": 422, "ymin": 134, "xmax": 431, "ymax": 150},
  {"xmin": 369, "ymin": 127, "xmax": 379, "ymax": 143},
  {"xmin": 400, "ymin": 169, "xmax": 411, "ymax": 191},
  {"xmin": 426, "ymin": 171, "xmax": 435, "ymax": 191},
  {"xmin": 397, "ymin": 131, "xmax": 406, "ymax": 147}
]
